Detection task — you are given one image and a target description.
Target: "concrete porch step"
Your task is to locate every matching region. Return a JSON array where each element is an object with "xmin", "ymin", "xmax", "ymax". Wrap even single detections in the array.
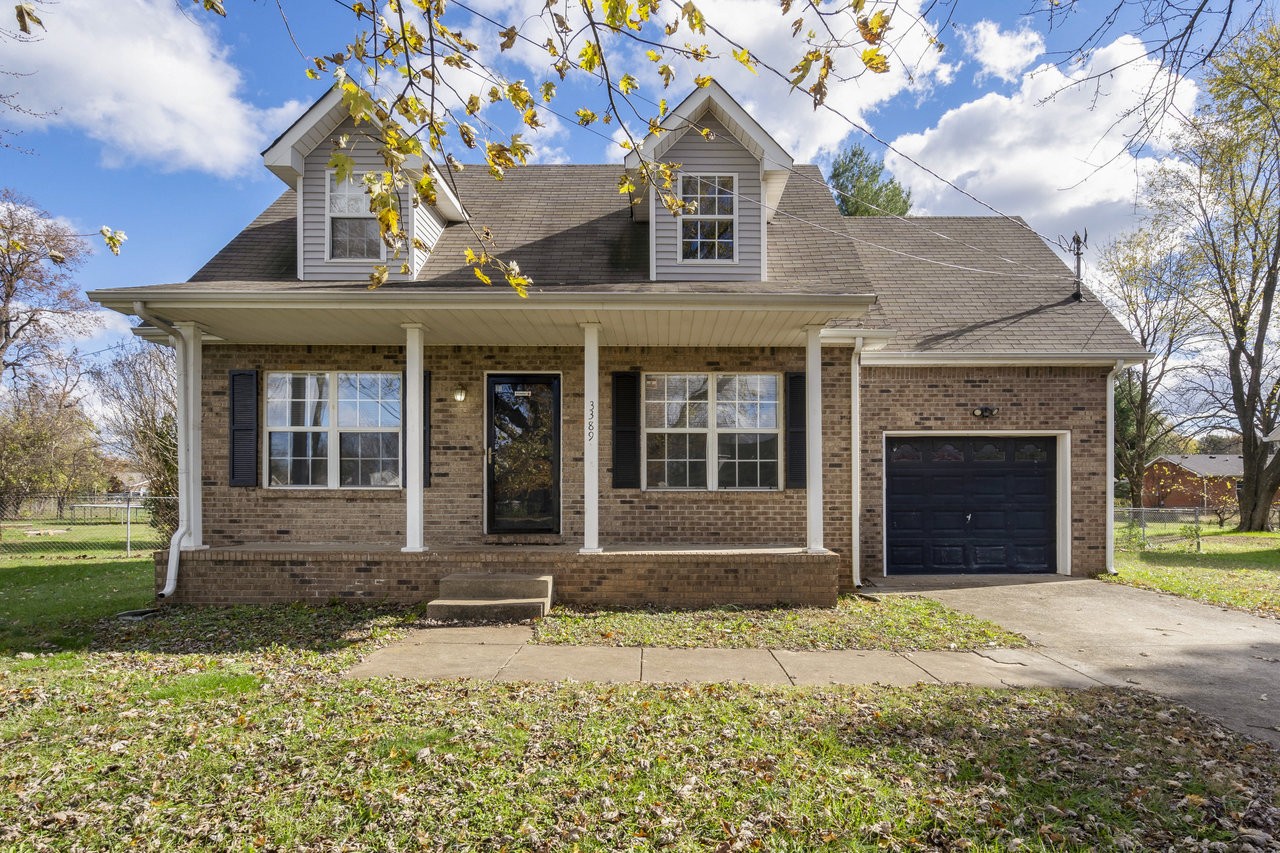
[
  {"xmin": 424, "ymin": 597, "xmax": 548, "ymax": 622},
  {"xmin": 426, "ymin": 572, "xmax": 553, "ymax": 622},
  {"xmin": 437, "ymin": 572, "xmax": 553, "ymax": 602}
]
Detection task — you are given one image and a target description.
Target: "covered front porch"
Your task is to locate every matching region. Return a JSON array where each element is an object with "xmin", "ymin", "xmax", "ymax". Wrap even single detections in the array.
[{"xmin": 157, "ymin": 543, "xmax": 842, "ymax": 608}]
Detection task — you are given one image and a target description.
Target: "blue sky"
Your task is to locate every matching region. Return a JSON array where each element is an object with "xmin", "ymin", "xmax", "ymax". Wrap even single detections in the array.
[{"xmin": 0, "ymin": 0, "xmax": 1243, "ymax": 356}]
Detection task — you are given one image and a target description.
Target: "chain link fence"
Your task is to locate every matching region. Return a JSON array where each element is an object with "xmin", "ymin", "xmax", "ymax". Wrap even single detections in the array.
[
  {"xmin": 0, "ymin": 494, "xmax": 176, "ymax": 560},
  {"xmin": 1115, "ymin": 505, "xmax": 1280, "ymax": 552}
]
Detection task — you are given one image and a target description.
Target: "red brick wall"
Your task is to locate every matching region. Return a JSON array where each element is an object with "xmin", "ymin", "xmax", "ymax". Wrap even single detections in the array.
[
  {"xmin": 857, "ymin": 365, "xmax": 1111, "ymax": 583},
  {"xmin": 1142, "ymin": 463, "xmax": 1236, "ymax": 509}
]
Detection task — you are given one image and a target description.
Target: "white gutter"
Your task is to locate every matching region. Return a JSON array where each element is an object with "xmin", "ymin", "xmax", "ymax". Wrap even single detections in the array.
[
  {"xmin": 862, "ymin": 351, "xmax": 1152, "ymax": 367},
  {"xmin": 850, "ymin": 338, "xmax": 864, "ymax": 589},
  {"xmin": 1105, "ymin": 358, "xmax": 1126, "ymax": 575},
  {"xmin": 132, "ymin": 302, "xmax": 189, "ymax": 599}
]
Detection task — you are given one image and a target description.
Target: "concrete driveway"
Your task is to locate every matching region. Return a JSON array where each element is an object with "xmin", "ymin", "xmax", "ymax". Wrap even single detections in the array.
[{"xmin": 875, "ymin": 574, "xmax": 1280, "ymax": 749}]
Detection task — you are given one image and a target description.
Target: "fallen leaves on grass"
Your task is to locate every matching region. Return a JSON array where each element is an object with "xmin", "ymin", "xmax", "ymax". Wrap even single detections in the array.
[{"xmin": 534, "ymin": 595, "xmax": 1029, "ymax": 651}]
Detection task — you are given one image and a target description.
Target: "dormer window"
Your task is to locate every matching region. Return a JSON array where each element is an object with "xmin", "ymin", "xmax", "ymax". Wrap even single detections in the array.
[
  {"xmin": 327, "ymin": 172, "xmax": 382, "ymax": 260},
  {"xmin": 679, "ymin": 174, "xmax": 736, "ymax": 262}
]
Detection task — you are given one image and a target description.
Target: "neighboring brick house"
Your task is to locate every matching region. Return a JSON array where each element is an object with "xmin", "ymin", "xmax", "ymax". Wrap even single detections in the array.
[
  {"xmin": 88, "ymin": 83, "xmax": 1148, "ymax": 607},
  {"xmin": 1143, "ymin": 455, "xmax": 1243, "ymax": 510}
]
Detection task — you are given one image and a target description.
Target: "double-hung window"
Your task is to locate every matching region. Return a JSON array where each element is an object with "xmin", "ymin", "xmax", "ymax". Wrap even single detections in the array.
[
  {"xmin": 266, "ymin": 372, "xmax": 402, "ymax": 488},
  {"xmin": 679, "ymin": 174, "xmax": 736, "ymax": 262},
  {"xmin": 327, "ymin": 173, "xmax": 382, "ymax": 260},
  {"xmin": 644, "ymin": 373, "xmax": 780, "ymax": 490}
]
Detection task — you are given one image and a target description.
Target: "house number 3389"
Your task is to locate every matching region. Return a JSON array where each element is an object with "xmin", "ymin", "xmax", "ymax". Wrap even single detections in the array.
[{"xmin": 587, "ymin": 401, "xmax": 596, "ymax": 442}]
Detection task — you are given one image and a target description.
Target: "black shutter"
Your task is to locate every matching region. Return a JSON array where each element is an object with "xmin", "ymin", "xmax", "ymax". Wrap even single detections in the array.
[
  {"xmin": 228, "ymin": 369, "xmax": 259, "ymax": 487},
  {"xmin": 401, "ymin": 371, "xmax": 432, "ymax": 487},
  {"xmin": 612, "ymin": 371, "xmax": 641, "ymax": 488},
  {"xmin": 423, "ymin": 370, "xmax": 432, "ymax": 486},
  {"xmin": 784, "ymin": 371, "xmax": 806, "ymax": 489}
]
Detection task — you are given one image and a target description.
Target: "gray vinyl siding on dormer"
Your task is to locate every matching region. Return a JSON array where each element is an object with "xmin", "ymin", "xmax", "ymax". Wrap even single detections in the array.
[
  {"xmin": 653, "ymin": 116, "xmax": 763, "ymax": 281},
  {"xmin": 300, "ymin": 117, "xmax": 417, "ymax": 282},
  {"xmin": 412, "ymin": 203, "xmax": 444, "ymax": 277}
]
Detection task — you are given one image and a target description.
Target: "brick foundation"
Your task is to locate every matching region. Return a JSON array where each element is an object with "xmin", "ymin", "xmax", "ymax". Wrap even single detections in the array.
[{"xmin": 157, "ymin": 548, "xmax": 839, "ymax": 608}]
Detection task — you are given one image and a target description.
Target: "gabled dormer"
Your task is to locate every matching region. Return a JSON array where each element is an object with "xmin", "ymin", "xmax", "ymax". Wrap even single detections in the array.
[
  {"xmin": 262, "ymin": 87, "xmax": 467, "ymax": 283},
  {"xmin": 624, "ymin": 81, "xmax": 795, "ymax": 282}
]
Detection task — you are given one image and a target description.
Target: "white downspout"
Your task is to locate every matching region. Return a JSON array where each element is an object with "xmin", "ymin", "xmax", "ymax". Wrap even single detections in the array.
[
  {"xmin": 850, "ymin": 338, "xmax": 863, "ymax": 588},
  {"xmin": 133, "ymin": 302, "xmax": 189, "ymax": 598},
  {"xmin": 1105, "ymin": 358, "xmax": 1125, "ymax": 575}
]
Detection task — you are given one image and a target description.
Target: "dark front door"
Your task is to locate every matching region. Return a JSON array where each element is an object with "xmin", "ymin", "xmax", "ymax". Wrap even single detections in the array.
[
  {"xmin": 885, "ymin": 436, "xmax": 1056, "ymax": 574},
  {"xmin": 487, "ymin": 374, "xmax": 560, "ymax": 533}
]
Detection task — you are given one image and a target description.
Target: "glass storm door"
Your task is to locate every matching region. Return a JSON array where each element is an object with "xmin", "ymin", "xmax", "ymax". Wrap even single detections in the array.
[{"xmin": 486, "ymin": 375, "xmax": 561, "ymax": 533}]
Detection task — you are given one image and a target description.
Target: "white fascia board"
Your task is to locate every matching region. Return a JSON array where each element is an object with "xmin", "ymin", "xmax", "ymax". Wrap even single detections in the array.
[
  {"xmin": 860, "ymin": 351, "xmax": 1153, "ymax": 367},
  {"xmin": 98, "ymin": 290, "xmax": 876, "ymax": 314},
  {"xmin": 262, "ymin": 86, "xmax": 345, "ymax": 187},
  {"xmin": 403, "ymin": 155, "xmax": 468, "ymax": 222},
  {"xmin": 1266, "ymin": 427, "xmax": 1280, "ymax": 442},
  {"xmin": 623, "ymin": 81, "xmax": 794, "ymax": 173}
]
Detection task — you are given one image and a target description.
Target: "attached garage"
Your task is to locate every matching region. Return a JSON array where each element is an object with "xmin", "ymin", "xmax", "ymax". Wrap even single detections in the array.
[{"xmin": 885, "ymin": 435, "xmax": 1060, "ymax": 574}]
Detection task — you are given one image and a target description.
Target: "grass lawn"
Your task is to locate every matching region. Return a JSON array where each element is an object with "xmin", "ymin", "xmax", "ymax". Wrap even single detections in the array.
[
  {"xmin": 0, "ymin": 524, "xmax": 158, "ymax": 652},
  {"xmin": 1107, "ymin": 531, "xmax": 1280, "ymax": 618},
  {"xmin": 535, "ymin": 596, "xmax": 1029, "ymax": 651},
  {"xmin": 2, "ymin": 537, "xmax": 1279, "ymax": 849}
]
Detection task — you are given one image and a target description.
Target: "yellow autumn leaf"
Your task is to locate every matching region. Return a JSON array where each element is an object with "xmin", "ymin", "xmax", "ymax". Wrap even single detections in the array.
[
  {"xmin": 732, "ymin": 48, "xmax": 756, "ymax": 74},
  {"xmin": 474, "ymin": 266, "xmax": 493, "ymax": 286},
  {"xmin": 861, "ymin": 46, "xmax": 890, "ymax": 73},
  {"xmin": 693, "ymin": 75, "xmax": 713, "ymax": 88}
]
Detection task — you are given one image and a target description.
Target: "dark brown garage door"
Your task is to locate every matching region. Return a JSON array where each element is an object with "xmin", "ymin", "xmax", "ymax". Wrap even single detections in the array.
[{"xmin": 885, "ymin": 436, "xmax": 1056, "ymax": 574}]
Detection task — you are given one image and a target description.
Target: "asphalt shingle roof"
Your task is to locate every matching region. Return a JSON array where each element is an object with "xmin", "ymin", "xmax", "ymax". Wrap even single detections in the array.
[
  {"xmin": 1154, "ymin": 455, "xmax": 1245, "ymax": 478},
  {"xmin": 170, "ymin": 163, "xmax": 1143, "ymax": 356}
]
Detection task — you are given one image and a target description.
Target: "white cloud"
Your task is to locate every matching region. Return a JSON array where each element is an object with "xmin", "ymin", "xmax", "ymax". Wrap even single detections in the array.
[
  {"xmin": 885, "ymin": 35, "xmax": 1197, "ymax": 265},
  {"xmin": 959, "ymin": 21, "xmax": 1044, "ymax": 83},
  {"xmin": 0, "ymin": 0, "xmax": 302, "ymax": 176}
]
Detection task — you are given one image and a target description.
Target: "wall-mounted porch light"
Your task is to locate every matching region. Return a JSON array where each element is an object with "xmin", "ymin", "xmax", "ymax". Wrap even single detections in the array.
[
  {"xmin": 453, "ymin": 384, "xmax": 467, "ymax": 402},
  {"xmin": 971, "ymin": 406, "xmax": 1000, "ymax": 419}
]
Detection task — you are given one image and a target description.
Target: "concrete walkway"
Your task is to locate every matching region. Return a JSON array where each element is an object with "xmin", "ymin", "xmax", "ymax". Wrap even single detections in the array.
[
  {"xmin": 345, "ymin": 624, "xmax": 1106, "ymax": 689},
  {"xmin": 875, "ymin": 574, "xmax": 1280, "ymax": 749}
]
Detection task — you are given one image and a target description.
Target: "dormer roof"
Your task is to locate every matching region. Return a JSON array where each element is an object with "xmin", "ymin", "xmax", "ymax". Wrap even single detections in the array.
[
  {"xmin": 260, "ymin": 85, "xmax": 467, "ymax": 222},
  {"xmin": 624, "ymin": 80, "xmax": 795, "ymax": 220}
]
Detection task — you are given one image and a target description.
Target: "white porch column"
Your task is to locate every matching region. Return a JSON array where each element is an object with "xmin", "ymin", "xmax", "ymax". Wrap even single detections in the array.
[
  {"xmin": 580, "ymin": 323, "xmax": 603, "ymax": 553},
  {"xmin": 402, "ymin": 323, "xmax": 426, "ymax": 552},
  {"xmin": 176, "ymin": 322, "xmax": 204, "ymax": 549},
  {"xmin": 805, "ymin": 325, "xmax": 825, "ymax": 553}
]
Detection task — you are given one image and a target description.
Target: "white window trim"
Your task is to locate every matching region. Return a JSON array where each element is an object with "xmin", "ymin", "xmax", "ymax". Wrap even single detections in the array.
[
  {"xmin": 324, "ymin": 169, "xmax": 387, "ymax": 264},
  {"xmin": 675, "ymin": 172, "xmax": 739, "ymax": 265},
  {"xmin": 879, "ymin": 430, "xmax": 1072, "ymax": 577},
  {"xmin": 263, "ymin": 370, "xmax": 402, "ymax": 490},
  {"xmin": 641, "ymin": 371, "xmax": 783, "ymax": 492}
]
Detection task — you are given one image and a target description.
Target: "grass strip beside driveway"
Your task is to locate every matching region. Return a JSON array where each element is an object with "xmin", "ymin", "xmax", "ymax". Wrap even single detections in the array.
[
  {"xmin": 534, "ymin": 595, "xmax": 1028, "ymax": 651},
  {"xmin": 1107, "ymin": 532, "xmax": 1280, "ymax": 619}
]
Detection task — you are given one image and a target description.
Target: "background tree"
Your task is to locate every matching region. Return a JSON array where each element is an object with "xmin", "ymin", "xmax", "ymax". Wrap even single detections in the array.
[
  {"xmin": 1096, "ymin": 226, "xmax": 1205, "ymax": 506},
  {"xmin": 1145, "ymin": 22, "xmax": 1280, "ymax": 531},
  {"xmin": 827, "ymin": 142, "xmax": 912, "ymax": 217},
  {"xmin": 0, "ymin": 188, "xmax": 95, "ymax": 379},
  {"xmin": 89, "ymin": 340, "xmax": 178, "ymax": 536},
  {"xmin": 0, "ymin": 358, "xmax": 109, "ymax": 524},
  {"xmin": 1197, "ymin": 433, "xmax": 1242, "ymax": 454}
]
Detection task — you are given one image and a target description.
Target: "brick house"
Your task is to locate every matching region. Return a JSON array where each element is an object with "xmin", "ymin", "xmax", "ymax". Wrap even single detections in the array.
[
  {"xmin": 1142, "ymin": 454, "xmax": 1243, "ymax": 509},
  {"xmin": 88, "ymin": 83, "xmax": 1148, "ymax": 607}
]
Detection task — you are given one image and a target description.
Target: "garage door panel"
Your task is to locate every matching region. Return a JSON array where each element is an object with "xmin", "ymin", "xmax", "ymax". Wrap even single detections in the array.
[
  {"xmin": 971, "ymin": 545, "xmax": 1009, "ymax": 570},
  {"xmin": 889, "ymin": 545, "xmax": 925, "ymax": 572},
  {"xmin": 929, "ymin": 544, "xmax": 965, "ymax": 569},
  {"xmin": 889, "ymin": 510, "xmax": 924, "ymax": 531},
  {"xmin": 886, "ymin": 436, "xmax": 1057, "ymax": 574}
]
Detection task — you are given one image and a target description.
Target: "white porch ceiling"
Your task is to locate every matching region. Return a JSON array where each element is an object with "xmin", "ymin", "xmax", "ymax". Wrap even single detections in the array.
[{"xmin": 96, "ymin": 291, "xmax": 876, "ymax": 348}]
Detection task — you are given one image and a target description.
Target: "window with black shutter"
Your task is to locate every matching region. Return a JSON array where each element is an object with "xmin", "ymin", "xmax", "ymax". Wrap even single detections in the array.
[
  {"xmin": 611, "ymin": 371, "xmax": 641, "ymax": 488},
  {"xmin": 784, "ymin": 371, "xmax": 806, "ymax": 489}
]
